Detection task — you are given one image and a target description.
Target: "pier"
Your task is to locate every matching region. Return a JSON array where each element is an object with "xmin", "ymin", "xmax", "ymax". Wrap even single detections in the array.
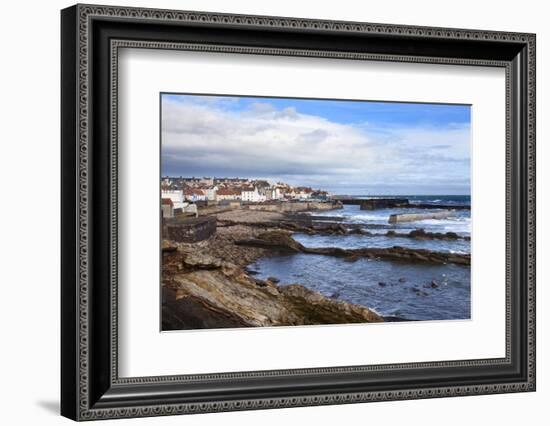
[{"xmin": 388, "ymin": 210, "xmax": 457, "ymax": 224}]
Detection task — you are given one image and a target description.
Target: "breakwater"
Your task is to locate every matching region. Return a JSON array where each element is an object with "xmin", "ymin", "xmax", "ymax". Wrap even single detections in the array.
[
  {"xmin": 334, "ymin": 197, "xmax": 470, "ymax": 210},
  {"xmin": 389, "ymin": 210, "xmax": 457, "ymax": 224}
]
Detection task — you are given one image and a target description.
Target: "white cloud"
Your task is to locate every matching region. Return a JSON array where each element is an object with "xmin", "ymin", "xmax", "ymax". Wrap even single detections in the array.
[{"xmin": 161, "ymin": 98, "xmax": 470, "ymax": 194}]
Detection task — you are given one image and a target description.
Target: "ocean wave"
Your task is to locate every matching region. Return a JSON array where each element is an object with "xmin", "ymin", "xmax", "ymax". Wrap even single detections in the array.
[
  {"xmin": 394, "ymin": 216, "xmax": 470, "ymax": 235},
  {"xmin": 347, "ymin": 214, "xmax": 389, "ymax": 222}
]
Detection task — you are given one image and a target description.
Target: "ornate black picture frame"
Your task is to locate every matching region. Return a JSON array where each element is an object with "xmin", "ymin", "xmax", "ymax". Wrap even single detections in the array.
[{"xmin": 61, "ymin": 4, "xmax": 536, "ymax": 421}]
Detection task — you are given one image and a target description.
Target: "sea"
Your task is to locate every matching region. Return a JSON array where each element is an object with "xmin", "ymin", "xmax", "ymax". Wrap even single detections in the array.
[{"xmin": 246, "ymin": 195, "xmax": 471, "ymax": 321}]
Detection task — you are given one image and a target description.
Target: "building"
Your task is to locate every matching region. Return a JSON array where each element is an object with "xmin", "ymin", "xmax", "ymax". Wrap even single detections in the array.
[
  {"xmin": 287, "ymin": 187, "xmax": 313, "ymax": 200},
  {"xmin": 241, "ymin": 186, "xmax": 266, "ymax": 203},
  {"xmin": 161, "ymin": 189, "xmax": 200, "ymax": 216},
  {"xmin": 184, "ymin": 188, "xmax": 207, "ymax": 202},
  {"xmin": 214, "ymin": 177, "xmax": 249, "ymax": 186},
  {"xmin": 265, "ymin": 186, "xmax": 284, "ymax": 200},
  {"xmin": 311, "ymin": 190, "xmax": 329, "ymax": 200},
  {"xmin": 161, "ymin": 198, "xmax": 174, "ymax": 218},
  {"xmin": 296, "ymin": 187, "xmax": 313, "ymax": 199},
  {"xmin": 203, "ymin": 186, "xmax": 218, "ymax": 201},
  {"xmin": 253, "ymin": 180, "xmax": 270, "ymax": 190},
  {"xmin": 216, "ymin": 188, "xmax": 241, "ymax": 201},
  {"xmin": 161, "ymin": 189, "xmax": 186, "ymax": 209},
  {"xmin": 200, "ymin": 177, "xmax": 214, "ymax": 186}
]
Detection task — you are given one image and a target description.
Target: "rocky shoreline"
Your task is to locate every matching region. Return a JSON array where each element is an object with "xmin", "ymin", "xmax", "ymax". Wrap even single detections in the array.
[
  {"xmin": 161, "ymin": 223, "xmax": 383, "ymax": 330},
  {"xmin": 162, "ymin": 208, "xmax": 469, "ymax": 330}
]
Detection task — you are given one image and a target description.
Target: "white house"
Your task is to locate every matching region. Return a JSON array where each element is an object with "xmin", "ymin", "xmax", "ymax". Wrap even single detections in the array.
[
  {"xmin": 266, "ymin": 186, "xmax": 284, "ymax": 200},
  {"xmin": 161, "ymin": 189, "xmax": 186, "ymax": 209},
  {"xmin": 297, "ymin": 187, "xmax": 313, "ymax": 199},
  {"xmin": 203, "ymin": 186, "xmax": 218, "ymax": 201},
  {"xmin": 287, "ymin": 187, "xmax": 312, "ymax": 200},
  {"xmin": 161, "ymin": 198, "xmax": 174, "ymax": 218}
]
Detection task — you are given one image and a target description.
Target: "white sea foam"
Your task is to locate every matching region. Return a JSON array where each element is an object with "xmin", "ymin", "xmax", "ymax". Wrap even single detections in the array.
[
  {"xmin": 348, "ymin": 214, "xmax": 388, "ymax": 222},
  {"xmin": 414, "ymin": 217, "xmax": 471, "ymax": 234}
]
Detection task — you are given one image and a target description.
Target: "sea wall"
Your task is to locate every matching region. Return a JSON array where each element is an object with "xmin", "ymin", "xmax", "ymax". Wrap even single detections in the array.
[
  {"xmin": 247, "ymin": 201, "xmax": 341, "ymax": 213},
  {"xmin": 360, "ymin": 198, "xmax": 410, "ymax": 210},
  {"xmin": 389, "ymin": 210, "xmax": 456, "ymax": 224}
]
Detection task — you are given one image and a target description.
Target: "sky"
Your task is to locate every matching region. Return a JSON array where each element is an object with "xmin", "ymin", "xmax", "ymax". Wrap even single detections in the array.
[{"xmin": 161, "ymin": 93, "xmax": 471, "ymax": 195}]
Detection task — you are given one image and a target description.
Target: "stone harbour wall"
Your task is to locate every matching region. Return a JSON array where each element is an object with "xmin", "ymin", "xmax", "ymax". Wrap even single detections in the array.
[
  {"xmin": 164, "ymin": 216, "xmax": 216, "ymax": 243},
  {"xmin": 247, "ymin": 201, "xmax": 341, "ymax": 213}
]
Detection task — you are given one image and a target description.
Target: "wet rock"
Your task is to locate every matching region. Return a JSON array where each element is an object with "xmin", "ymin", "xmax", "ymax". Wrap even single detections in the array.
[
  {"xmin": 445, "ymin": 232, "xmax": 460, "ymax": 239},
  {"xmin": 343, "ymin": 255, "xmax": 359, "ymax": 262},
  {"xmin": 408, "ymin": 229, "xmax": 428, "ymax": 239},
  {"xmin": 378, "ymin": 282, "xmax": 387, "ymax": 287},
  {"xmin": 398, "ymin": 277, "xmax": 407, "ymax": 283},
  {"xmin": 235, "ymin": 230, "xmax": 470, "ymax": 266},
  {"xmin": 267, "ymin": 276, "xmax": 280, "ymax": 284},
  {"xmin": 447, "ymin": 256, "xmax": 470, "ymax": 266},
  {"xmin": 412, "ymin": 252, "xmax": 430, "ymax": 262},
  {"xmin": 408, "ymin": 228, "xmax": 464, "ymax": 240},
  {"xmin": 162, "ymin": 240, "xmax": 178, "ymax": 252},
  {"xmin": 330, "ymin": 291, "xmax": 341, "ymax": 299}
]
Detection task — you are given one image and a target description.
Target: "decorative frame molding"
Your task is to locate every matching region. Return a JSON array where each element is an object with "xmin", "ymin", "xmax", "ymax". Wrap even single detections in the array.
[{"xmin": 61, "ymin": 4, "xmax": 536, "ymax": 421}]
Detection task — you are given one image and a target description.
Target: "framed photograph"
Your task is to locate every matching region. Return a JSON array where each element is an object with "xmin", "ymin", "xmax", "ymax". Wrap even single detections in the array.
[{"xmin": 61, "ymin": 4, "xmax": 536, "ymax": 421}]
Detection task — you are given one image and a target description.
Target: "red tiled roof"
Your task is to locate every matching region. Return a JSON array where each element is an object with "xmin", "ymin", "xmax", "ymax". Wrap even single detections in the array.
[
  {"xmin": 184, "ymin": 189, "xmax": 205, "ymax": 196},
  {"xmin": 161, "ymin": 198, "xmax": 173, "ymax": 206},
  {"xmin": 217, "ymin": 188, "xmax": 241, "ymax": 196}
]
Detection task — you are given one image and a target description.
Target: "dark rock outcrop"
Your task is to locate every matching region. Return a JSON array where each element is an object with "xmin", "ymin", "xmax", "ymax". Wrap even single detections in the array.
[
  {"xmin": 235, "ymin": 230, "xmax": 306, "ymax": 252},
  {"xmin": 235, "ymin": 230, "xmax": 471, "ymax": 266}
]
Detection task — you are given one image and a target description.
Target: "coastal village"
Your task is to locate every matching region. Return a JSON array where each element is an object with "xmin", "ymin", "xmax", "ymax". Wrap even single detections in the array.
[{"xmin": 161, "ymin": 176, "xmax": 331, "ymax": 219}]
